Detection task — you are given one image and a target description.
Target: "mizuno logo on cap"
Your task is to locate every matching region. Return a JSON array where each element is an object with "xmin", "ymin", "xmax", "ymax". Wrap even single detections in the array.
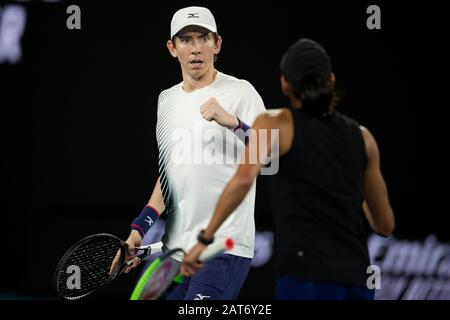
[{"xmin": 187, "ymin": 13, "xmax": 199, "ymax": 18}]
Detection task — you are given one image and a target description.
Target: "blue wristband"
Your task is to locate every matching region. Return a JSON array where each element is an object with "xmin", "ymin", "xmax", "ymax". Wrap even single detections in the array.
[
  {"xmin": 233, "ymin": 117, "xmax": 251, "ymax": 145},
  {"xmin": 131, "ymin": 205, "xmax": 160, "ymax": 238}
]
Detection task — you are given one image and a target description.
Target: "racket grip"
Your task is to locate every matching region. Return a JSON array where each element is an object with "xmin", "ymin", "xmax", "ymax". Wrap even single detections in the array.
[
  {"xmin": 136, "ymin": 241, "xmax": 163, "ymax": 258},
  {"xmin": 198, "ymin": 238, "xmax": 234, "ymax": 262},
  {"xmin": 147, "ymin": 241, "xmax": 163, "ymax": 255}
]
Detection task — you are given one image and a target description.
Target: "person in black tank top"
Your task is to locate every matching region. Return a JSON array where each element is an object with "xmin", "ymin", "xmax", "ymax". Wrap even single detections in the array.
[{"xmin": 181, "ymin": 38, "xmax": 395, "ymax": 300}]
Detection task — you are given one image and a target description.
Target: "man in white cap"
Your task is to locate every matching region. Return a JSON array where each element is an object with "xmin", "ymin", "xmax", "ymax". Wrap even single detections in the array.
[{"xmin": 121, "ymin": 6, "xmax": 266, "ymax": 300}]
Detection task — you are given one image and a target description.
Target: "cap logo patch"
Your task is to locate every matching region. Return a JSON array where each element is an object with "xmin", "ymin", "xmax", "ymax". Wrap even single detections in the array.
[{"xmin": 187, "ymin": 13, "xmax": 199, "ymax": 19}]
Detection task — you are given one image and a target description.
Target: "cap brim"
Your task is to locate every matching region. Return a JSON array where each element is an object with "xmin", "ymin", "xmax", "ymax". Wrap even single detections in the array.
[{"xmin": 171, "ymin": 23, "xmax": 217, "ymax": 38}]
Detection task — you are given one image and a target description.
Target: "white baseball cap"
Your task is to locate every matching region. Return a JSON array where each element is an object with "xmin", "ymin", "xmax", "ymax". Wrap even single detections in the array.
[{"xmin": 170, "ymin": 6, "xmax": 217, "ymax": 38}]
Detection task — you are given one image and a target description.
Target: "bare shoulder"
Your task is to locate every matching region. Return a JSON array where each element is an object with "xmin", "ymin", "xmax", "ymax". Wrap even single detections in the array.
[
  {"xmin": 253, "ymin": 108, "xmax": 292, "ymax": 129},
  {"xmin": 360, "ymin": 126, "xmax": 375, "ymax": 144},
  {"xmin": 254, "ymin": 108, "xmax": 294, "ymax": 156},
  {"xmin": 360, "ymin": 126, "xmax": 379, "ymax": 157}
]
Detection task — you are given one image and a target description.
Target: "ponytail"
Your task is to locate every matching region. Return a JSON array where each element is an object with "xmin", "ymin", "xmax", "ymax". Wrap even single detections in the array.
[{"xmin": 292, "ymin": 74, "xmax": 336, "ymax": 117}]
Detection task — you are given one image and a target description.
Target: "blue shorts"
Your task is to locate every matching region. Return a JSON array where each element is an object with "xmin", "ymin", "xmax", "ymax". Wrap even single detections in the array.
[
  {"xmin": 165, "ymin": 254, "xmax": 252, "ymax": 300},
  {"xmin": 276, "ymin": 276, "xmax": 375, "ymax": 300}
]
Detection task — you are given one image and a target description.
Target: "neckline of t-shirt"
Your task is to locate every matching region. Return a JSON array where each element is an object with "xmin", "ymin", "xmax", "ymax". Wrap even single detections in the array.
[{"xmin": 179, "ymin": 71, "xmax": 222, "ymax": 95}]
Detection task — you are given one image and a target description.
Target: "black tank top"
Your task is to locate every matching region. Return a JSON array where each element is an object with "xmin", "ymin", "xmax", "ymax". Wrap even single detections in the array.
[{"xmin": 267, "ymin": 108, "xmax": 370, "ymax": 287}]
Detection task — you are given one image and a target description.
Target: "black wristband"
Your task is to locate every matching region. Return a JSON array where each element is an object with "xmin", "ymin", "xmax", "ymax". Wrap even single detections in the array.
[{"xmin": 197, "ymin": 229, "xmax": 214, "ymax": 245}]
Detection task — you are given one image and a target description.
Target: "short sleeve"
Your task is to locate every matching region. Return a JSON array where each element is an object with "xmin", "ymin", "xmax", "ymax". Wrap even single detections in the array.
[{"xmin": 235, "ymin": 81, "xmax": 267, "ymax": 126}]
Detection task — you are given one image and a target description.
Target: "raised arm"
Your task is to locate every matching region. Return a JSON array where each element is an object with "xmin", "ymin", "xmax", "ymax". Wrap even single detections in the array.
[{"xmin": 181, "ymin": 109, "xmax": 294, "ymax": 276}]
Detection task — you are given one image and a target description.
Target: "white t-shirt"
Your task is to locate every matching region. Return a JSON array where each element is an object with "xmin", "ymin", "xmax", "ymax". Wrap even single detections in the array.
[{"xmin": 156, "ymin": 71, "xmax": 266, "ymax": 260}]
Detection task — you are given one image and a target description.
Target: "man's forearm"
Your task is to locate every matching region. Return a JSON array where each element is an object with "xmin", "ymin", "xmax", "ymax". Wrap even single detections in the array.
[
  {"xmin": 130, "ymin": 177, "xmax": 165, "ymax": 238},
  {"xmin": 233, "ymin": 117, "xmax": 251, "ymax": 145},
  {"xmin": 148, "ymin": 177, "xmax": 165, "ymax": 214}
]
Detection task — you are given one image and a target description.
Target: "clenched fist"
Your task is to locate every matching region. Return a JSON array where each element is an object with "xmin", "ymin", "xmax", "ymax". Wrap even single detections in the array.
[{"xmin": 200, "ymin": 98, "xmax": 239, "ymax": 129}]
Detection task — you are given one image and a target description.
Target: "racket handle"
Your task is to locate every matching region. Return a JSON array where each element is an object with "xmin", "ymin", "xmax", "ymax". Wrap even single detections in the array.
[
  {"xmin": 136, "ymin": 241, "xmax": 163, "ymax": 258},
  {"xmin": 198, "ymin": 238, "xmax": 234, "ymax": 262},
  {"xmin": 157, "ymin": 238, "xmax": 234, "ymax": 300}
]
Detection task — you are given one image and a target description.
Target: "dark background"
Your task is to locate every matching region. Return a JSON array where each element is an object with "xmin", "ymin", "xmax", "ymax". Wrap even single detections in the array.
[{"xmin": 0, "ymin": 0, "xmax": 426, "ymax": 299}]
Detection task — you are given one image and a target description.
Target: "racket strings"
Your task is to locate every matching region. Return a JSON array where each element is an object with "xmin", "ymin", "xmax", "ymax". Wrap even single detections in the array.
[
  {"xmin": 140, "ymin": 254, "xmax": 181, "ymax": 300},
  {"xmin": 57, "ymin": 237, "xmax": 122, "ymax": 298}
]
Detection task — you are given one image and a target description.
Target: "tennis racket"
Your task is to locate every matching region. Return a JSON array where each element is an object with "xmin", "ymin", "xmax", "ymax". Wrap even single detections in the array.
[
  {"xmin": 130, "ymin": 238, "xmax": 234, "ymax": 300},
  {"xmin": 54, "ymin": 233, "xmax": 163, "ymax": 300}
]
